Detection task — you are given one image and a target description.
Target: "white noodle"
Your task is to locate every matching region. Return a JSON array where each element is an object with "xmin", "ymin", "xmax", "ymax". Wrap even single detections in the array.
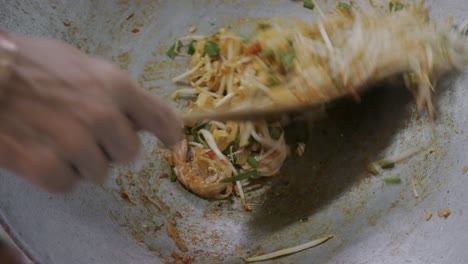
[
  {"xmin": 257, "ymin": 134, "xmax": 284, "ymax": 161},
  {"xmin": 172, "ymin": 61, "xmax": 204, "ymax": 82},
  {"xmin": 215, "ymin": 92, "xmax": 236, "ymax": 108},
  {"xmin": 189, "ymin": 142, "xmax": 205, "ymax": 148},
  {"xmin": 209, "ymin": 121, "xmax": 226, "ymax": 129},
  {"xmin": 411, "ymin": 178, "xmax": 420, "ymax": 198},
  {"xmin": 171, "ymin": 88, "xmax": 199, "ymax": 99},
  {"xmin": 244, "ymin": 235, "xmax": 335, "ymax": 262}
]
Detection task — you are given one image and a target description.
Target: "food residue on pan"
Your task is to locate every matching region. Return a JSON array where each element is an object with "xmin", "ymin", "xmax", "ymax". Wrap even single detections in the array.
[
  {"xmin": 382, "ymin": 176, "xmax": 402, "ymax": 184},
  {"xmin": 437, "ymin": 208, "xmax": 451, "ymax": 219},
  {"xmin": 240, "ymin": 234, "xmax": 335, "ymax": 262},
  {"xmin": 171, "ymin": 251, "xmax": 192, "ymax": 263},
  {"xmin": 167, "ymin": 221, "xmax": 189, "ymax": 252},
  {"xmin": 125, "ymin": 170, "xmax": 133, "ymax": 180},
  {"xmin": 171, "ymin": 251, "xmax": 183, "ymax": 260},
  {"xmin": 120, "ymin": 190, "xmax": 136, "ymax": 204},
  {"xmin": 115, "ymin": 176, "xmax": 123, "ymax": 186},
  {"xmin": 462, "ymin": 166, "xmax": 468, "ymax": 175},
  {"xmin": 411, "ymin": 178, "xmax": 420, "ymax": 198},
  {"xmin": 126, "ymin": 13, "xmax": 135, "ymax": 20},
  {"xmin": 425, "ymin": 211, "xmax": 433, "ymax": 221}
]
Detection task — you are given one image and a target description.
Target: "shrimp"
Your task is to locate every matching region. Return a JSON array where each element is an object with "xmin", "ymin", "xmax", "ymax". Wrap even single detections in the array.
[{"xmin": 172, "ymin": 139, "xmax": 233, "ymax": 199}]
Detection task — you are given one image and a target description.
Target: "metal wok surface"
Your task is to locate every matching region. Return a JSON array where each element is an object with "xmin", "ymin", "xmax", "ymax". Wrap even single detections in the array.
[{"xmin": 1, "ymin": 0, "xmax": 467, "ymax": 263}]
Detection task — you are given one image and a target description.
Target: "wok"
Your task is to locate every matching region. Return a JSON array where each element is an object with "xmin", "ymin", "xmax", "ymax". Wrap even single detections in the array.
[{"xmin": 1, "ymin": 0, "xmax": 468, "ymax": 263}]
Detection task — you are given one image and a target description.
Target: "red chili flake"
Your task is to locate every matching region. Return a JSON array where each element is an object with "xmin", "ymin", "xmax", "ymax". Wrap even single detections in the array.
[
  {"xmin": 120, "ymin": 191, "xmax": 131, "ymax": 200},
  {"xmin": 183, "ymin": 256, "xmax": 192, "ymax": 264},
  {"xmin": 131, "ymin": 28, "xmax": 140, "ymax": 33},
  {"xmin": 126, "ymin": 13, "xmax": 135, "ymax": 20},
  {"xmin": 244, "ymin": 41, "xmax": 262, "ymax": 55},
  {"xmin": 171, "ymin": 251, "xmax": 183, "ymax": 260},
  {"xmin": 159, "ymin": 173, "xmax": 169, "ymax": 179},
  {"xmin": 205, "ymin": 150, "xmax": 215, "ymax": 159}
]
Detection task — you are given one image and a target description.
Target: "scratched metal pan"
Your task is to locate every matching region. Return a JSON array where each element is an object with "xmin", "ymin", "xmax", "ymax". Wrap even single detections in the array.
[{"xmin": 1, "ymin": 0, "xmax": 468, "ymax": 263}]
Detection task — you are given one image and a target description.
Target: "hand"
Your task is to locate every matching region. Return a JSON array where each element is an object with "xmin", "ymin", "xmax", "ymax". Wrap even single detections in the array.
[
  {"xmin": 0, "ymin": 238, "xmax": 29, "ymax": 264},
  {"xmin": 0, "ymin": 33, "xmax": 182, "ymax": 192}
]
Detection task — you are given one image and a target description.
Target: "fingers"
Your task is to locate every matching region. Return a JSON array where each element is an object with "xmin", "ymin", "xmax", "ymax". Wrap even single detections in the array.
[
  {"xmin": 11, "ymin": 62, "xmax": 141, "ymax": 164},
  {"xmin": 89, "ymin": 59, "xmax": 183, "ymax": 147},
  {"xmin": 6, "ymin": 97, "xmax": 109, "ymax": 184},
  {"xmin": 126, "ymin": 89, "xmax": 183, "ymax": 147},
  {"xmin": 74, "ymin": 98, "xmax": 140, "ymax": 163},
  {"xmin": 0, "ymin": 116, "xmax": 76, "ymax": 193}
]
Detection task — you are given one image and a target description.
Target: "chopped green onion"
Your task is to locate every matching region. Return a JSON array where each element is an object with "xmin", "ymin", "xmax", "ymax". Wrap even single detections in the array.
[
  {"xmin": 246, "ymin": 136, "xmax": 257, "ymax": 149},
  {"xmin": 261, "ymin": 49, "xmax": 275, "ymax": 57},
  {"xmin": 268, "ymin": 126, "xmax": 282, "ymax": 140},
  {"xmin": 378, "ymin": 159, "xmax": 395, "ymax": 169},
  {"xmin": 234, "ymin": 132, "xmax": 241, "ymax": 146},
  {"xmin": 389, "ymin": 1, "xmax": 404, "ymax": 12},
  {"xmin": 238, "ymin": 33, "xmax": 250, "ymax": 42},
  {"xmin": 204, "ymin": 41, "xmax": 220, "ymax": 57},
  {"xmin": 199, "ymin": 123, "xmax": 212, "ymax": 131},
  {"xmin": 275, "ymin": 47, "xmax": 295, "ymax": 71},
  {"xmin": 191, "ymin": 130, "xmax": 202, "ymax": 143},
  {"xmin": 267, "ymin": 77, "xmax": 282, "ymax": 87},
  {"xmin": 169, "ymin": 168, "xmax": 177, "ymax": 182},
  {"xmin": 257, "ymin": 23, "xmax": 271, "ymax": 30},
  {"xmin": 382, "ymin": 176, "xmax": 401, "ymax": 184},
  {"xmin": 189, "ymin": 123, "xmax": 211, "ymax": 143},
  {"xmin": 167, "ymin": 40, "xmax": 182, "ymax": 59},
  {"xmin": 303, "ymin": 0, "xmax": 315, "ymax": 10},
  {"xmin": 404, "ymin": 72, "xmax": 418, "ymax": 90},
  {"xmin": 247, "ymin": 156, "xmax": 259, "ymax": 168},
  {"xmin": 338, "ymin": 2, "xmax": 351, "ymax": 10},
  {"xmin": 219, "ymin": 170, "xmax": 257, "ymax": 183},
  {"xmin": 395, "ymin": 3, "xmax": 404, "ymax": 11},
  {"xmin": 188, "ymin": 41, "xmax": 196, "ymax": 55}
]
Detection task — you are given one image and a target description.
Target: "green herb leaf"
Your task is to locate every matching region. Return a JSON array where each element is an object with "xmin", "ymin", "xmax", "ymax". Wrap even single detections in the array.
[
  {"xmin": 188, "ymin": 41, "xmax": 196, "ymax": 55},
  {"xmin": 170, "ymin": 168, "xmax": 177, "ymax": 182},
  {"xmin": 268, "ymin": 126, "xmax": 282, "ymax": 140},
  {"xmin": 167, "ymin": 40, "xmax": 182, "ymax": 59},
  {"xmin": 338, "ymin": 2, "xmax": 351, "ymax": 10},
  {"xmin": 382, "ymin": 176, "xmax": 401, "ymax": 184},
  {"xmin": 303, "ymin": 0, "xmax": 315, "ymax": 10},
  {"xmin": 247, "ymin": 156, "xmax": 259, "ymax": 168},
  {"xmin": 204, "ymin": 41, "xmax": 220, "ymax": 57},
  {"xmin": 219, "ymin": 170, "xmax": 258, "ymax": 183}
]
